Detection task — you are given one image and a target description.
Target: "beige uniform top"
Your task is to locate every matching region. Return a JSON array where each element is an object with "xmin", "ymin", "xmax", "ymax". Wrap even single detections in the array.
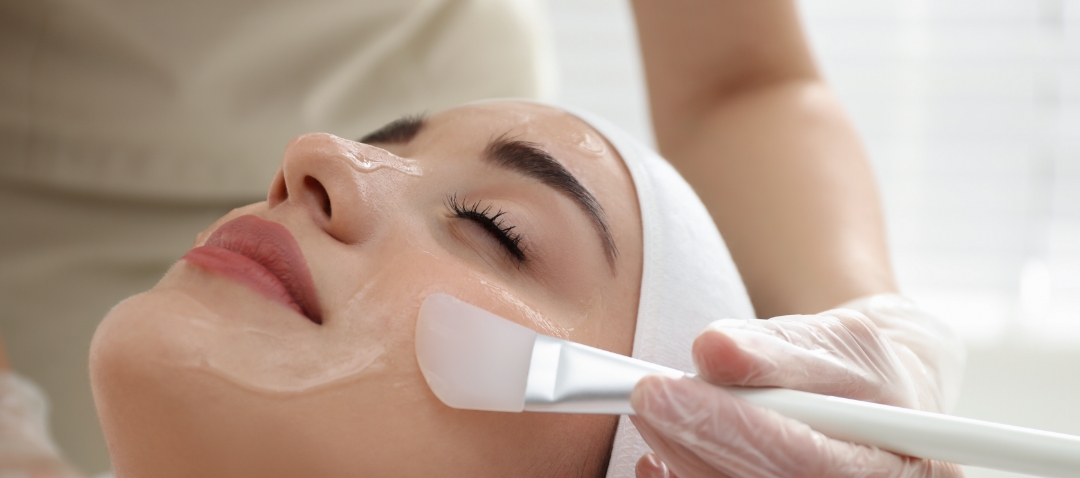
[
  {"xmin": 0, "ymin": 0, "xmax": 555, "ymax": 201},
  {"xmin": 0, "ymin": 0, "xmax": 553, "ymax": 472}
]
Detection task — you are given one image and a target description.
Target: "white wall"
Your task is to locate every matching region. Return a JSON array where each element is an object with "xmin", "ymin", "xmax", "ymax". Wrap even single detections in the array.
[{"xmin": 546, "ymin": 1, "xmax": 1080, "ymax": 476}]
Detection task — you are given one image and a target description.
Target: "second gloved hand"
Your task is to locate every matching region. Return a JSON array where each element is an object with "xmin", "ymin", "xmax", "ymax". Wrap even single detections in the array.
[
  {"xmin": 0, "ymin": 372, "xmax": 86, "ymax": 478},
  {"xmin": 629, "ymin": 294, "xmax": 967, "ymax": 478}
]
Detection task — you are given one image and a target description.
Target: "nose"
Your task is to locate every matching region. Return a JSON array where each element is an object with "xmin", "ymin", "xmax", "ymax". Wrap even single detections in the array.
[{"xmin": 267, "ymin": 132, "xmax": 418, "ymax": 243}]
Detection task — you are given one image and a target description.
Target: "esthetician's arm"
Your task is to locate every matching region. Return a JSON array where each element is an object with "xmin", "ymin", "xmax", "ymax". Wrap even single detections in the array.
[
  {"xmin": 632, "ymin": 0, "xmax": 895, "ymax": 318},
  {"xmin": 629, "ymin": 3, "xmax": 966, "ymax": 477}
]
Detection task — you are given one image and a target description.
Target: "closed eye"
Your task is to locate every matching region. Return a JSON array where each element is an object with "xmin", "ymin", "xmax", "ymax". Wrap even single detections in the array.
[{"xmin": 445, "ymin": 194, "xmax": 527, "ymax": 263}]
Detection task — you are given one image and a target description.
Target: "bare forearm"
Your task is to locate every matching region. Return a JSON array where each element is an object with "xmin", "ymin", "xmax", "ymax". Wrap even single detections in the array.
[
  {"xmin": 667, "ymin": 81, "xmax": 896, "ymax": 317},
  {"xmin": 632, "ymin": 0, "xmax": 896, "ymax": 317},
  {"xmin": 633, "ymin": 0, "xmax": 818, "ymax": 150}
]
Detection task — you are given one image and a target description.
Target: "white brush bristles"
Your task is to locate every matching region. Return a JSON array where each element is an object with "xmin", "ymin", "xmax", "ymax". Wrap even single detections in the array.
[{"xmin": 415, "ymin": 293, "xmax": 537, "ymax": 412}]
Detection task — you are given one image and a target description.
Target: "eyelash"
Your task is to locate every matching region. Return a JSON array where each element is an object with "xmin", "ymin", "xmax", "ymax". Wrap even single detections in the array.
[{"xmin": 445, "ymin": 193, "xmax": 527, "ymax": 263}]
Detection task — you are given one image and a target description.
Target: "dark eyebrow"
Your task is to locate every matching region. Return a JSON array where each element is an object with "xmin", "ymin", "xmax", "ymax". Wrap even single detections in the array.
[
  {"xmin": 484, "ymin": 135, "xmax": 618, "ymax": 267},
  {"xmin": 358, "ymin": 114, "xmax": 426, "ymax": 144}
]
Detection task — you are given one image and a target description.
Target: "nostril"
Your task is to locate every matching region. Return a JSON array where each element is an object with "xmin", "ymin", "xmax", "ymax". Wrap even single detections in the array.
[{"xmin": 304, "ymin": 175, "xmax": 332, "ymax": 218}]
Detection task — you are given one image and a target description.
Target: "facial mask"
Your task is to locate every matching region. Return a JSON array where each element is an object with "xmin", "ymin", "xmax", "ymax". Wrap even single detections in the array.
[
  {"xmin": 148, "ymin": 284, "xmax": 390, "ymax": 395},
  {"xmin": 330, "ymin": 134, "xmax": 423, "ymax": 176}
]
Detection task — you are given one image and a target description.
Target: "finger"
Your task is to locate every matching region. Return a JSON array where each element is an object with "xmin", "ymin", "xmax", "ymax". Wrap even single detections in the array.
[
  {"xmin": 632, "ymin": 417, "xmax": 729, "ymax": 478},
  {"xmin": 691, "ymin": 324, "xmax": 778, "ymax": 385},
  {"xmin": 692, "ymin": 314, "xmax": 917, "ymax": 405},
  {"xmin": 635, "ymin": 452, "xmax": 674, "ymax": 478},
  {"xmin": 632, "ymin": 375, "xmax": 959, "ymax": 478},
  {"xmin": 636, "ymin": 415, "xmax": 960, "ymax": 478}
]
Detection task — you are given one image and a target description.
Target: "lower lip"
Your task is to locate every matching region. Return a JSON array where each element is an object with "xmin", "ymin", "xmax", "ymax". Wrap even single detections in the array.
[{"xmin": 182, "ymin": 245, "xmax": 307, "ymax": 318}]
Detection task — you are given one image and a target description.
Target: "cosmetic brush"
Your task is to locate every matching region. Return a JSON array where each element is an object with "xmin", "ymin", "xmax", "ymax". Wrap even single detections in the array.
[{"xmin": 415, "ymin": 293, "xmax": 1080, "ymax": 478}]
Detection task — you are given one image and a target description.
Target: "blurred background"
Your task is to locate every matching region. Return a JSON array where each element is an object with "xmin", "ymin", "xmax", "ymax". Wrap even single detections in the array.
[{"xmin": 546, "ymin": 1, "xmax": 1080, "ymax": 476}]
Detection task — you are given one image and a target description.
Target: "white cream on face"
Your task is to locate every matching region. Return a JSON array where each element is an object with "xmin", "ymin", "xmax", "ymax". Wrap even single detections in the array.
[
  {"xmin": 575, "ymin": 129, "xmax": 607, "ymax": 156},
  {"xmin": 135, "ymin": 279, "xmax": 391, "ymax": 396},
  {"xmin": 145, "ymin": 247, "xmax": 572, "ymax": 397},
  {"xmin": 476, "ymin": 278, "xmax": 571, "ymax": 340},
  {"xmin": 331, "ymin": 134, "xmax": 423, "ymax": 176}
]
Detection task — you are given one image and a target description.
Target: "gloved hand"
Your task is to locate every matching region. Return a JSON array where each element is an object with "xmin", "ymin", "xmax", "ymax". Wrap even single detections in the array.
[
  {"xmin": 629, "ymin": 294, "xmax": 967, "ymax": 478},
  {"xmin": 0, "ymin": 372, "xmax": 85, "ymax": 478}
]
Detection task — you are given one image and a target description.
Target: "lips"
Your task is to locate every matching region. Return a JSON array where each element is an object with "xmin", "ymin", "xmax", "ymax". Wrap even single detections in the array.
[{"xmin": 182, "ymin": 215, "xmax": 323, "ymax": 324}]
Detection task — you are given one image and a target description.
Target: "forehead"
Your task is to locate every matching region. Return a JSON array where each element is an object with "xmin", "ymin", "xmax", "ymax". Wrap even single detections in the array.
[
  {"xmin": 425, "ymin": 102, "xmax": 606, "ymax": 152},
  {"xmin": 418, "ymin": 101, "xmax": 628, "ymax": 200}
]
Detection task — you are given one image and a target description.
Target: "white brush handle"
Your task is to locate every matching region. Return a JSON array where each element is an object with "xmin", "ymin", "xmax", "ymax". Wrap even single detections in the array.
[
  {"xmin": 727, "ymin": 386, "xmax": 1080, "ymax": 478},
  {"xmin": 516, "ymin": 335, "xmax": 1080, "ymax": 476}
]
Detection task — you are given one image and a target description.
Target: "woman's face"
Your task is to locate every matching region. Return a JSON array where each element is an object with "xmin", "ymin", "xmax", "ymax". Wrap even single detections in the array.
[{"xmin": 90, "ymin": 102, "xmax": 643, "ymax": 477}]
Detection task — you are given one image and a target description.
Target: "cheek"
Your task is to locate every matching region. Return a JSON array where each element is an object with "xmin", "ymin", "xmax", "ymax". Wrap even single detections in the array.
[
  {"xmin": 349, "ymin": 225, "xmax": 634, "ymax": 362},
  {"xmin": 307, "ymin": 248, "xmax": 619, "ymax": 473},
  {"xmin": 341, "ymin": 241, "xmax": 577, "ymax": 344}
]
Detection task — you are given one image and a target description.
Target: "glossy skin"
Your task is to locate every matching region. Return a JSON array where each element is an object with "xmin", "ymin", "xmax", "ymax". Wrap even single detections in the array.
[{"xmin": 89, "ymin": 102, "xmax": 643, "ymax": 477}]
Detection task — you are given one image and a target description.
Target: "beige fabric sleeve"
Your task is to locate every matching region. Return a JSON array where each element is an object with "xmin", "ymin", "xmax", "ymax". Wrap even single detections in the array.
[{"xmin": 0, "ymin": 0, "xmax": 556, "ymax": 200}]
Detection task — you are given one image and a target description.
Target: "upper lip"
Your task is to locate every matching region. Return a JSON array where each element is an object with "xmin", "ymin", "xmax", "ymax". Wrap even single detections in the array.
[{"xmin": 205, "ymin": 215, "xmax": 323, "ymax": 323}]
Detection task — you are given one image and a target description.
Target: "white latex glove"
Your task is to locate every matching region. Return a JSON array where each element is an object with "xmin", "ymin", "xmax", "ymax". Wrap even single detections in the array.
[
  {"xmin": 0, "ymin": 372, "xmax": 85, "ymax": 478},
  {"xmin": 629, "ymin": 294, "xmax": 967, "ymax": 478}
]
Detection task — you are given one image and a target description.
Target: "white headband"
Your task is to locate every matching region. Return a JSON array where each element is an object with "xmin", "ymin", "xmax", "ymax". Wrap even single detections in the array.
[{"xmin": 558, "ymin": 106, "xmax": 757, "ymax": 477}]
